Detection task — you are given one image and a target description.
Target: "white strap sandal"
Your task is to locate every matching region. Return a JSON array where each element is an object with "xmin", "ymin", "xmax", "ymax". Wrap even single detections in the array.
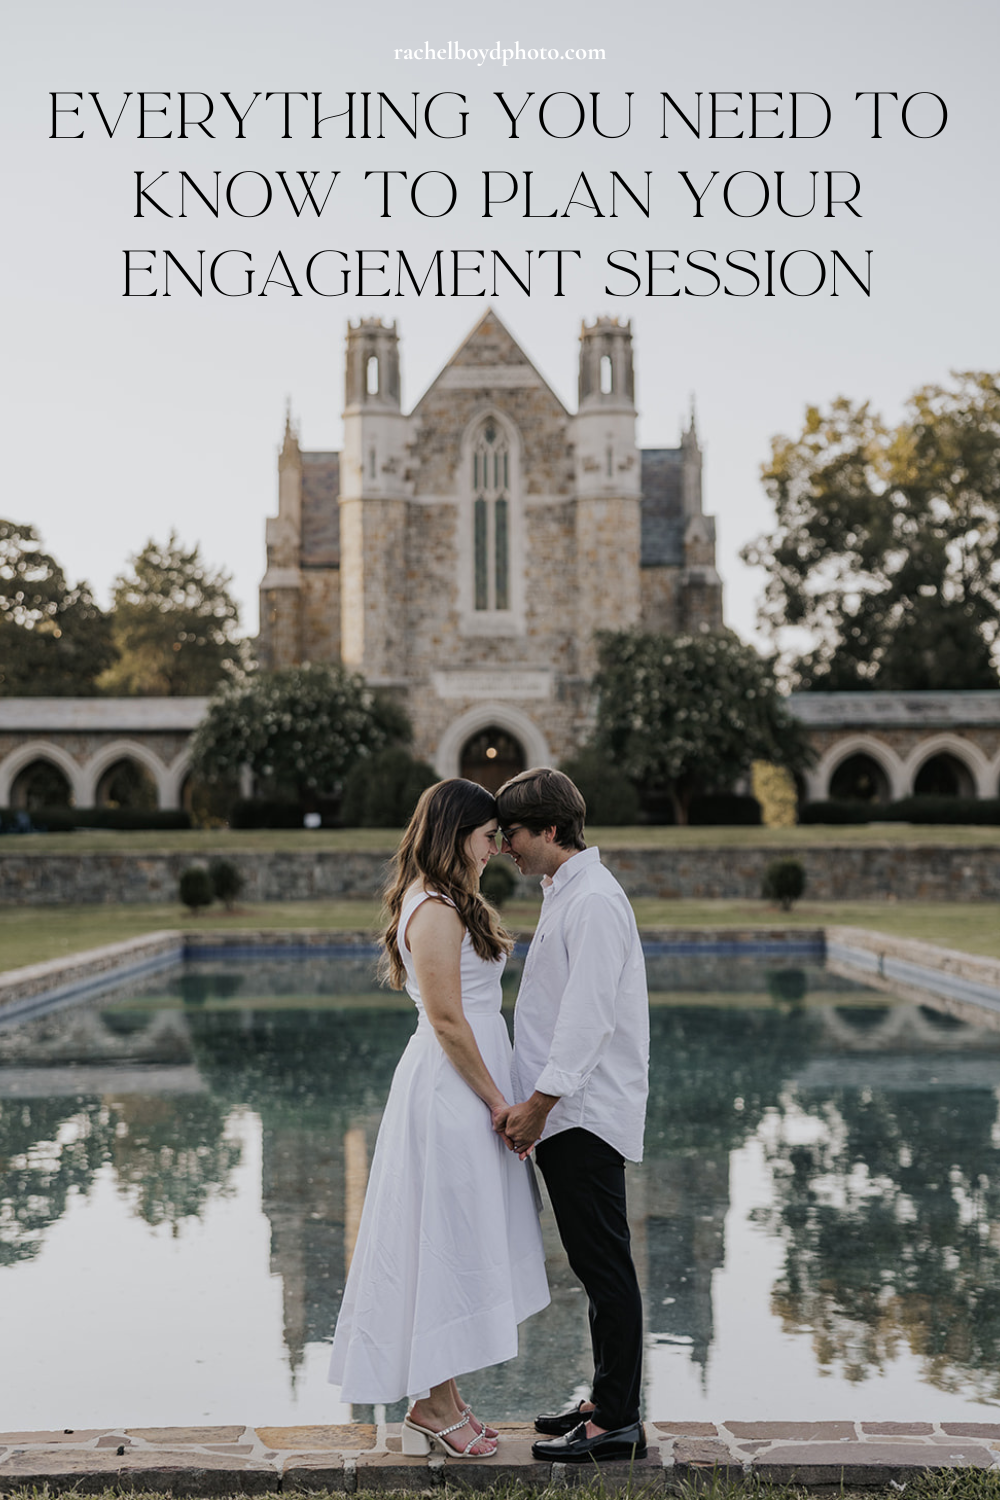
[
  {"xmin": 402, "ymin": 1412, "xmax": 498, "ymax": 1458},
  {"xmin": 463, "ymin": 1404, "xmax": 499, "ymax": 1441}
]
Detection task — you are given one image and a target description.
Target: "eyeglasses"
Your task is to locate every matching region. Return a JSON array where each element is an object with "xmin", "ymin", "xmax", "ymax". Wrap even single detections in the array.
[{"xmin": 498, "ymin": 825, "xmax": 530, "ymax": 846}]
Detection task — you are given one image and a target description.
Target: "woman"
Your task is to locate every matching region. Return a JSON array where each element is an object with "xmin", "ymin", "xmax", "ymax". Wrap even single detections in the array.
[{"xmin": 328, "ymin": 779, "xmax": 549, "ymax": 1457}]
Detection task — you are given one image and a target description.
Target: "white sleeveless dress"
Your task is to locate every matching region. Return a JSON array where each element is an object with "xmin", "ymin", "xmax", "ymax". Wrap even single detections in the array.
[{"xmin": 327, "ymin": 890, "xmax": 550, "ymax": 1403}]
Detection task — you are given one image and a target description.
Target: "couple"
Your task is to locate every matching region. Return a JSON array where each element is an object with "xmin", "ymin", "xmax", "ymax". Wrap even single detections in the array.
[{"xmin": 328, "ymin": 768, "xmax": 650, "ymax": 1464}]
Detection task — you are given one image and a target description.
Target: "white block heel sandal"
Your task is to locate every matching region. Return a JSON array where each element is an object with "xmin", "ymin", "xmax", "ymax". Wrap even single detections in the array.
[{"xmin": 401, "ymin": 1414, "xmax": 498, "ymax": 1458}]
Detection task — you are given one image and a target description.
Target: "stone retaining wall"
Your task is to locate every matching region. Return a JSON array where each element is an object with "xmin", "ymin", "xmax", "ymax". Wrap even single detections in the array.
[
  {"xmin": 827, "ymin": 923, "xmax": 1000, "ymax": 1027},
  {"xmin": 2, "ymin": 842, "xmax": 1000, "ymax": 905}
]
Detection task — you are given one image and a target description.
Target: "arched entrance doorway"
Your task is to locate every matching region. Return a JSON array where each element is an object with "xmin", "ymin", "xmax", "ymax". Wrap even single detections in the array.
[
  {"xmin": 914, "ymin": 752, "xmax": 974, "ymax": 798},
  {"xmin": 459, "ymin": 727, "xmax": 525, "ymax": 794},
  {"xmin": 95, "ymin": 758, "xmax": 158, "ymax": 810},
  {"xmin": 829, "ymin": 752, "xmax": 890, "ymax": 803},
  {"xmin": 9, "ymin": 758, "xmax": 73, "ymax": 810}
]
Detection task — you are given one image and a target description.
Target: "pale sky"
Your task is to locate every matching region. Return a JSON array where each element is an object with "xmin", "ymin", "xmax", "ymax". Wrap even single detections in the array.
[{"xmin": 3, "ymin": 0, "xmax": 997, "ymax": 649}]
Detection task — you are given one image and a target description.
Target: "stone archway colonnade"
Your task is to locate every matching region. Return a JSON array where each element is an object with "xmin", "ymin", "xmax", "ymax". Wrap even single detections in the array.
[
  {"xmin": 2, "ymin": 692, "xmax": 1000, "ymax": 812},
  {"xmin": 0, "ymin": 697, "xmax": 552, "ymax": 812}
]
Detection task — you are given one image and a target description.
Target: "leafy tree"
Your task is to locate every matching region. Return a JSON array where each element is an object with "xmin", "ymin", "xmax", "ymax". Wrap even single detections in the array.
[
  {"xmin": 339, "ymin": 745, "xmax": 438, "ymax": 827},
  {"xmin": 742, "ymin": 372, "xmax": 1000, "ymax": 689},
  {"xmin": 591, "ymin": 629, "xmax": 811, "ymax": 824},
  {"xmin": 188, "ymin": 662, "xmax": 411, "ymax": 805},
  {"xmin": 559, "ymin": 746, "xmax": 640, "ymax": 826},
  {"xmin": 99, "ymin": 531, "xmax": 246, "ymax": 696},
  {"xmin": 0, "ymin": 519, "xmax": 116, "ymax": 695}
]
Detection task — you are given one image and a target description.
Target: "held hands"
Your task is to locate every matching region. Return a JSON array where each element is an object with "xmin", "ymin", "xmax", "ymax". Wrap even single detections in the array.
[
  {"xmin": 491, "ymin": 1103, "xmax": 530, "ymax": 1159},
  {"xmin": 493, "ymin": 1096, "xmax": 553, "ymax": 1160}
]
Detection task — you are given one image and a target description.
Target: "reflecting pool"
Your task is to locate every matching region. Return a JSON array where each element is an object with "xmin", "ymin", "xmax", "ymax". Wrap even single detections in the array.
[{"xmin": 3, "ymin": 947, "xmax": 1000, "ymax": 1427}]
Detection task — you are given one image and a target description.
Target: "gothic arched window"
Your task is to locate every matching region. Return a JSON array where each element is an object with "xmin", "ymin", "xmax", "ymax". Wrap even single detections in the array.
[{"xmin": 472, "ymin": 422, "xmax": 510, "ymax": 611}]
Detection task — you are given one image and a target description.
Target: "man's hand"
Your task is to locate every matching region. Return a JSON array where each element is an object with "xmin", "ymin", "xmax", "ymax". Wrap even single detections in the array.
[{"xmin": 502, "ymin": 1092, "xmax": 558, "ymax": 1158}]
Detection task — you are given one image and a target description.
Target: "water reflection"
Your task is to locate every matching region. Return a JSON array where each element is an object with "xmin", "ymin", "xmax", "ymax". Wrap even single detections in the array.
[
  {"xmin": 2, "ymin": 954, "xmax": 1000, "ymax": 1419},
  {"xmin": 0, "ymin": 1092, "xmax": 241, "ymax": 1262},
  {"xmin": 757, "ymin": 1079, "xmax": 1000, "ymax": 1399}
]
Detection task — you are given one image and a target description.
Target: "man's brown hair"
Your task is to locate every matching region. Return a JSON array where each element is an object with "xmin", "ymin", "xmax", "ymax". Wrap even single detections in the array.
[{"xmin": 496, "ymin": 767, "xmax": 587, "ymax": 851}]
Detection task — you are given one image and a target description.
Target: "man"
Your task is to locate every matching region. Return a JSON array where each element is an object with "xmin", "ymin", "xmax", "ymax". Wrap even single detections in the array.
[{"xmin": 493, "ymin": 767, "xmax": 649, "ymax": 1464}]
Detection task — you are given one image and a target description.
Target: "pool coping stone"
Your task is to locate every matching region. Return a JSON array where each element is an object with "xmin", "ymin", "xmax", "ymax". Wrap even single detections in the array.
[{"xmin": 3, "ymin": 1422, "xmax": 1000, "ymax": 1491}]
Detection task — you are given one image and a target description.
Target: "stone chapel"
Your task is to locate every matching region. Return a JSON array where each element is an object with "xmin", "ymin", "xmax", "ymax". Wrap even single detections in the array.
[{"xmin": 257, "ymin": 310, "xmax": 723, "ymax": 790}]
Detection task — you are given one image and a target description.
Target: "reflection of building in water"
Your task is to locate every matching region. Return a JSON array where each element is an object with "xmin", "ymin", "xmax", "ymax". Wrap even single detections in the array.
[
  {"xmin": 260, "ymin": 1117, "xmax": 375, "ymax": 1376},
  {"xmin": 255, "ymin": 1101, "xmax": 730, "ymax": 1400},
  {"xmin": 256, "ymin": 1106, "xmax": 596, "ymax": 1413},
  {"xmin": 639, "ymin": 1152, "xmax": 729, "ymax": 1380},
  {"xmin": 253, "ymin": 998, "xmax": 1000, "ymax": 1388}
]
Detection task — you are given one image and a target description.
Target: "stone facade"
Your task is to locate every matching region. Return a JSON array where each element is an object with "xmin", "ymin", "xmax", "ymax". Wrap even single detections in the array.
[
  {"xmin": 794, "ymin": 692, "xmax": 1000, "ymax": 802},
  {"xmin": 0, "ymin": 699, "xmax": 210, "ymax": 811},
  {"xmin": 257, "ymin": 311, "xmax": 723, "ymax": 780},
  {"xmin": 3, "ymin": 689, "xmax": 997, "ymax": 816}
]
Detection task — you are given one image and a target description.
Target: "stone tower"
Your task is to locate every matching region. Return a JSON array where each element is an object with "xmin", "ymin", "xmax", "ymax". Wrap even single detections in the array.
[
  {"xmin": 678, "ymin": 405, "xmax": 723, "ymax": 630},
  {"xmin": 259, "ymin": 409, "xmax": 304, "ymax": 668},
  {"xmin": 256, "ymin": 312, "xmax": 725, "ymax": 775},
  {"xmin": 573, "ymin": 318, "xmax": 643, "ymax": 674},
  {"xmin": 339, "ymin": 320, "xmax": 409, "ymax": 680}
]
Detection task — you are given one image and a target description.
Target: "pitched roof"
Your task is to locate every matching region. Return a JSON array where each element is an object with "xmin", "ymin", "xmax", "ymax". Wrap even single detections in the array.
[{"xmin": 412, "ymin": 308, "xmax": 569, "ymax": 413}]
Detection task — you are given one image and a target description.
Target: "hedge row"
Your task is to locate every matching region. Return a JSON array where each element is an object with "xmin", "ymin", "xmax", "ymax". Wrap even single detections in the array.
[
  {"xmin": 0, "ymin": 806, "xmax": 192, "ymax": 832},
  {"xmin": 801, "ymin": 797, "xmax": 1000, "ymax": 825}
]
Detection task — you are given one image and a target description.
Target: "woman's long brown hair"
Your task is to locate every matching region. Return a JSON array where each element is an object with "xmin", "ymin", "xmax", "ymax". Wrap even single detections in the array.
[{"xmin": 379, "ymin": 778, "xmax": 514, "ymax": 989}]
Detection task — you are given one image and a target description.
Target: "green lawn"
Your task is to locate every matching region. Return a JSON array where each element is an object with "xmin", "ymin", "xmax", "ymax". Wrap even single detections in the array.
[
  {"xmin": 3, "ymin": 895, "xmax": 1000, "ymax": 974},
  {"xmin": 4, "ymin": 821, "xmax": 1000, "ymax": 855},
  {"xmin": 0, "ymin": 1472, "xmax": 995, "ymax": 1500}
]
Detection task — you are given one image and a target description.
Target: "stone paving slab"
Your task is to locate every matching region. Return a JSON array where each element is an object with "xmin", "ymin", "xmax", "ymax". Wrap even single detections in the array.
[
  {"xmin": 127, "ymin": 1427, "xmax": 248, "ymax": 1445},
  {"xmin": 255, "ymin": 1424, "xmax": 376, "ymax": 1452},
  {"xmin": 4, "ymin": 1418, "xmax": 1000, "ymax": 1492},
  {"xmin": 753, "ymin": 1440, "xmax": 999, "ymax": 1484},
  {"xmin": 673, "ymin": 1436, "xmax": 737, "ymax": 1474},
  {"xmin": 728, "ymin": 1421, "xmax": 858, "ymax": 1440},
  {"xmin": 860, "ymin": 1421, "xmax": 935, "ymax": 1435},
  {"xmin": 651, "ymin": 1420, "xmax": 719, "ymax": 1437}
]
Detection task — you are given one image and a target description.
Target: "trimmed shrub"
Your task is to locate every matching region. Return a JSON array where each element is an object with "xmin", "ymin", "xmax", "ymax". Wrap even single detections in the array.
[
  {"xmin": 39, "ymin": 808, "xmax": 78, "ymax": 832},
  {"xmin": 802, "ymin": 796, "xmax": 1000, "ymax": 826},
  {"xmin": 340, "ymin": 747, "xmax": 439, "ymax": 827},
  {"xmin": 762, "ymin": 857, "xmax": 806, "ymax": 911},
  {"xmin": 638, "ymin": 788, "xmax": 677, "ymax": 826},
  {"xmin": 208, "ymin": 857, "xmax": 245, "ymax": 909},
  {"xmin": 800, "ymin": 799, "xmax": 876, "ymax": 824},
  {"xmin": 230, "ymin": 799, "xmax": 306, "ymax": 829},
  {"xmin": 688, "ymin": 793, "xmax": 762, "ymax": 826},
  {"xmin": 879, "ymin": 796, "xmax": 1000, "ymax": 825},
  {"xmin": 480, "ymin": 858, "xmax": 518, "ymax": 906},
  {"xmin": 179, "ymin": 865, "xmax": 214, "ymax": 912},
  {"xmin": 80, "ymin": 807, "xmax": 192, "ymax": 830},
  {"xmin": 0, "ymin": 806, "xmax": 76, "ymax": 833},
  {"xmin": 558, "ymin": 749, "xmax": 639, "ymax": 826},
  {"xmin": 0, "ymin": 806, "xmax": 192, "ymax": 832}
]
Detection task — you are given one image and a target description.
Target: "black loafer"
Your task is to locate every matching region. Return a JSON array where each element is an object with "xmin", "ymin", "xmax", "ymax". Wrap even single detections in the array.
[
  {"xmin": 534, "ymin": 1400, "xmax": 593, "ymax": 1436},
  {"xmin": 531, "ymin": 1420, "xmax": 647, "ymax": 1463}
]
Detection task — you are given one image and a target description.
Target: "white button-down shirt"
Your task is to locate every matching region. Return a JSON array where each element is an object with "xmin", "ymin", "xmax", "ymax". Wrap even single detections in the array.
[{"xmin": 511, "ymin": 846, "xmax": 649, "ymax": 1162}]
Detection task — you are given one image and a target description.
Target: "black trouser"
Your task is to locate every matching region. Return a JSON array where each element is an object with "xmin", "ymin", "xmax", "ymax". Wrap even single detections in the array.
[{"xmin": 534, "ymin": 1127, "xmax": 643, "ymax": 1431}]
